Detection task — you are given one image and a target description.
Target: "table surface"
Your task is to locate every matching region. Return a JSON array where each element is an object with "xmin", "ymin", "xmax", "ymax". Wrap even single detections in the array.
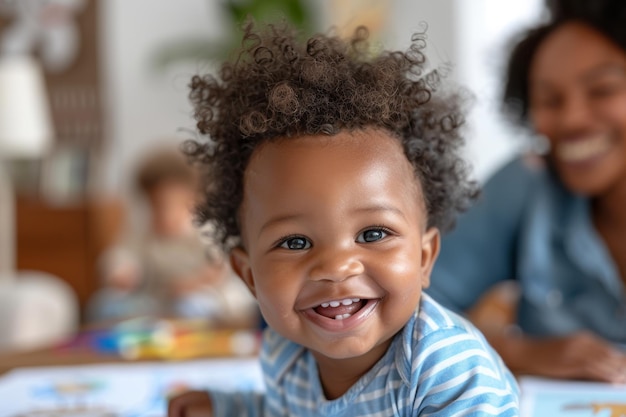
[
  {"xmin": 1, "ymin": 340, "xmax": 625, "ymax": 417},
  {"xmin": 0, "ymin": 343, "xmax": 122, "ymax": 376},
  {"xmin": 0, "ymin": 320, "xmax": 261, "ymax": 375}
]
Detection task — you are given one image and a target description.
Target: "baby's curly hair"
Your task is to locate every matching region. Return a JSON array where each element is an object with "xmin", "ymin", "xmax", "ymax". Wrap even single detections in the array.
[{"xmin": 184, "ymin": 21, "xmax": 477, "ymax": 250}]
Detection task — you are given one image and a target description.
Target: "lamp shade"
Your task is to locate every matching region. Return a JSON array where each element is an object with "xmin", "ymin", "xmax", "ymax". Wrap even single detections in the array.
[{"xmin": 0, "ymin": 55, "xmax": 54, "ymax": 158}]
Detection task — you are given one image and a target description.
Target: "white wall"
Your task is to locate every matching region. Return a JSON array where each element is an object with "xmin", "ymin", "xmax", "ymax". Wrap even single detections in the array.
[
  {"xmin": 98, "ymin": 0, "xmax": 226, "ymax": 193},
  {"xmin": 387, "ymin": 0, "xmax": 456, "ymax": 67},
  {"xmin": 98, "ymin": 0, "xmax": 545, "ymax": 192},
  {"xmin": 454, "ymin": 0, "xmax": 544, "ymax": 181}
]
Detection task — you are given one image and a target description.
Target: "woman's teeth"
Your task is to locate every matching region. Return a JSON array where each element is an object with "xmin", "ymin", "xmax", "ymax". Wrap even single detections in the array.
[{"xmin": 556, "ymin": 135, "xmax": 611, "ymax": 162}]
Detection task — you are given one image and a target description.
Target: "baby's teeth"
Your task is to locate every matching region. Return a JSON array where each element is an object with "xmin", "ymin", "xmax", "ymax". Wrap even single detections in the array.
[
  {"xmin": 334, "ymin": 313, "xmax": 352, "ymax": 320},
  {"xmin": 319, "ymin": 298, "xmax": 361, "ymax": 308}
]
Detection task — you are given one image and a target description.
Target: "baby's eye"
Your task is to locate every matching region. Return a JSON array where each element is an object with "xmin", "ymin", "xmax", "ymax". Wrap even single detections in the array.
[
  {"xmin": 356, "ymin": 228, "xmax": 388, "ymax": 243},
  {"xmin": 279, "ymin": 236, "xmax": 311, "ymax": 250}
]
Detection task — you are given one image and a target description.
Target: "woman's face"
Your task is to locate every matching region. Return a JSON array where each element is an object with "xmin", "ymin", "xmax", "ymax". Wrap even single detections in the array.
[{"xmin": 529, "ymin": 22, "xmax": 626, "ymax": 196}]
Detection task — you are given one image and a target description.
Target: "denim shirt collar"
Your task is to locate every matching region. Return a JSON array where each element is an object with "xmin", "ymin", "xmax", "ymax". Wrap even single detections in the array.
[
  {"xmin": 562, "ymin": 196, "xmax": 623, "ymax": 296},
  {"xmin": 546, "ymin": 174, "xmax": 624, "ymax": 297}
]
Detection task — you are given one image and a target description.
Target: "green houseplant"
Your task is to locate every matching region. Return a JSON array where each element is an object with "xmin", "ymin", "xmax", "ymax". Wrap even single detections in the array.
[{"xmin": 152, "ymin": 0, "xmax": 316, "ymax": 70}]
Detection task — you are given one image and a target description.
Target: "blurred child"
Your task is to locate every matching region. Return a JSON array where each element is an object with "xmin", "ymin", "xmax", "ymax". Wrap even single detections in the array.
[
  {"xmin": 168, "ymin": 22, "xmax": 519, "ymax": 416},
  {"xmin": 87, "ymin": 146, "xmax": 257, "ymax": 328}
]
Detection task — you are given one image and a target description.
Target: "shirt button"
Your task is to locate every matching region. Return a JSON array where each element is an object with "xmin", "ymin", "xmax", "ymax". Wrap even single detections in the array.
[{"xmin": 546, "ymin": 290, "xmax": 563, "ymax": 308}]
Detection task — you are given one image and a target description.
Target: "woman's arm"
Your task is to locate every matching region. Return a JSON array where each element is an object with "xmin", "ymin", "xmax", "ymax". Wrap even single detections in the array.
[{"xmin": 428, "ymin": 157, "xmax": 539, "ymax": 312}]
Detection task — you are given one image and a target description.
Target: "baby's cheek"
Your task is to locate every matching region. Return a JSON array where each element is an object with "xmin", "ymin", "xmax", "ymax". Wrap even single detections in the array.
[
  {"xmin": 255, "ymin": 289, "xmax": 290, "ymax": 319},
  {"xmin": 384, "ymin": 252, "xmax": 421, "ymax": 278}
]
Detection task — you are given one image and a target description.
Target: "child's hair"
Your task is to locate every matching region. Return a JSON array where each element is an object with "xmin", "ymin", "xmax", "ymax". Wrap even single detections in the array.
[
  {"xmin": 184, "ymin": 21, "xmax": 477, "ymax": 249},
  {"xmin": 135, "ymin": 147, "xmax": 198, "ymax": 195}
]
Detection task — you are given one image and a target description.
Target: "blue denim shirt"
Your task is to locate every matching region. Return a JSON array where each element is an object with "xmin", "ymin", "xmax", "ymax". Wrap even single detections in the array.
[{"xmin": 427, "ymin": 157, "xmax": 626, "ymax": 345}]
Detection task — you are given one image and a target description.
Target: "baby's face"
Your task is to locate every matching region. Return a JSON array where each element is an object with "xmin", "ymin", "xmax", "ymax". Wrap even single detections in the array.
[{"xmin": 231, "ymin": 129, "xmax": 439, "ymax": 364}]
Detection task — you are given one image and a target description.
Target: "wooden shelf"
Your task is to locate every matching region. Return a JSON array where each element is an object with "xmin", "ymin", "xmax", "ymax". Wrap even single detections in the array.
[{"xmin": 15, "ymin": 196, "xmax": 123, "ymax": 319}]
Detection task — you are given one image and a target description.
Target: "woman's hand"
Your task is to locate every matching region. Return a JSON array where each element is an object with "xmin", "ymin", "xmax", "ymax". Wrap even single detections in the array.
[
  {"xmin": 466, "ymin": 283, "xmax": 626, "ymax": 383},
  {"xmin": 168, "ymin": 390, "xmax": 213, "ymax": 417},
  {"xmin": 491, "ymin": 330, "xmax": 626, "ymax": 383}
]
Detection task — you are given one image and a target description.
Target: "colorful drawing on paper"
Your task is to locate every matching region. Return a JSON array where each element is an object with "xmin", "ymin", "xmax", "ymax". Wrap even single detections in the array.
[
  {"xmin": 520, "ymin": 377, "xmax": 626, "ymax": 417},
  {"xmin": 562, "ymin": 402, "xmax": 626, "ymax": 417},
  {"xmin": 0, "ymin": 358, "xmax": 264, "ymax": 417}
]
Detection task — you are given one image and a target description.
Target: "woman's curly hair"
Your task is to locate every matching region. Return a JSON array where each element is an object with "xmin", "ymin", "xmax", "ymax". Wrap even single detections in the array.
[
  {"xmin": 184, "ymin": 21, "xmax": 477, "ymax": 250},
  {"xmin": 503, "ymin": 0, "xmax": 626, "ymax": 126}
]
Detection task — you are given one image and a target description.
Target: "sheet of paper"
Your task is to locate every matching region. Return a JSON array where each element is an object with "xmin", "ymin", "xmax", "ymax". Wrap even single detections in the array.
[
  {"xmin": 5, "ymin": 364, "xmax": 624, "ymax": 416},
  {"xmin": 0, "ymin": 357, "xmax": 264, "ymax": 416},
  {"xmin": 519, "ymin": 376, "xmax": 626, "ymax": 417}
]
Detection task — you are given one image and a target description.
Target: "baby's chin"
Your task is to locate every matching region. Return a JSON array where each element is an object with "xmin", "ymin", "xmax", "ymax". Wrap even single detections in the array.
[{"xmin": 308, "ymin": 332, "xmax": 396, "ymax": 364}]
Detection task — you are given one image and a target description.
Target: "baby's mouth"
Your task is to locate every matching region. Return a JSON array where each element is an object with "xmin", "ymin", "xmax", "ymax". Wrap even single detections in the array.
[{"xmin": 313, "ymin": 298, "xmax": 367, "ymax": 320}]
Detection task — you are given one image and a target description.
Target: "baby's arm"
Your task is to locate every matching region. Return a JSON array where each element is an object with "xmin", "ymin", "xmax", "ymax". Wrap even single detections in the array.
[
  {"xmin": 168, "ymin": 391, "xmax": 212, "ymax": 417},
  {"xmin": 168, "ymin": 264, "xmax": 224, "ymax": 297},
  {"xmin": 168, "ymin": 390, "xmax": 265, "ymax": 417}
]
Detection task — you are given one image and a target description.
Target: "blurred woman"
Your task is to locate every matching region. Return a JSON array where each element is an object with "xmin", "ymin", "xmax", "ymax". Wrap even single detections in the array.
[{"xmin": 428, "ymin": 0, "xmax": 626, "ymax": 383}]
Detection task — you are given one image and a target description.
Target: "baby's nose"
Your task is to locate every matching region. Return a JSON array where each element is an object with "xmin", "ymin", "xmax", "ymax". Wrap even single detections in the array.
[{"xmin": 308, "ymin": 247, "xmax": 364, "ymax": 282}]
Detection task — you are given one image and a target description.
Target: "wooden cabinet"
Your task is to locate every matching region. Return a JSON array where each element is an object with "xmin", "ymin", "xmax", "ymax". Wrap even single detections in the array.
[{"xmin": 15, "ymin": 196, "xmax": 123, "ymax": 319}]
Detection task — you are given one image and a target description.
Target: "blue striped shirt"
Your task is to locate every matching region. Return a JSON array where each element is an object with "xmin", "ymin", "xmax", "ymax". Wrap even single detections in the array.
[{"xmin": 210, "ymin": 293, "xmax": 519, "ymax": 416}]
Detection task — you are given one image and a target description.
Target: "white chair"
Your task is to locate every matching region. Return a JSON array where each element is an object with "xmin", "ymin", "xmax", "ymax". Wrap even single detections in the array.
[{"xmin": 0, "ymin": 271, "xmax": 78, "ymax": 353}]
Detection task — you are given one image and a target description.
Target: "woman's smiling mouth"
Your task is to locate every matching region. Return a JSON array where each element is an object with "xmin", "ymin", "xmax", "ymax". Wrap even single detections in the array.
[{"xmin": 555, "ymin": 134, "xmax": 613, "ymax": 163}]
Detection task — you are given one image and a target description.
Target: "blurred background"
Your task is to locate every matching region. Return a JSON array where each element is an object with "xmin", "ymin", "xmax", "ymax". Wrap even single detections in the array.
[{"xmin": 0, "ymin": 0, "xmax": 544, "ymax": 352}]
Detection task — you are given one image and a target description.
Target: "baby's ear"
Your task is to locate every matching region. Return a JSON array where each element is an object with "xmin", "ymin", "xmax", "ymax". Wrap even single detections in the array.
[
  {"xmin": 419, "ymin": 227, "xmax": 440, "ymax": 289},
  {"xmin": 230, "ymin": 247, "xmax": 256, "ymax": 297}
]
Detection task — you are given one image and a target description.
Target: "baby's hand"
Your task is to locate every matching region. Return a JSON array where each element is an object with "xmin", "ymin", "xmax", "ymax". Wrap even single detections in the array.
[
  {"xmin": 168, "ymin": 390, "xmax": 213, "ymax": 417},
  {"xmin": 107, "ymin": 264, "xmax": 140, "ymax": 291}
]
